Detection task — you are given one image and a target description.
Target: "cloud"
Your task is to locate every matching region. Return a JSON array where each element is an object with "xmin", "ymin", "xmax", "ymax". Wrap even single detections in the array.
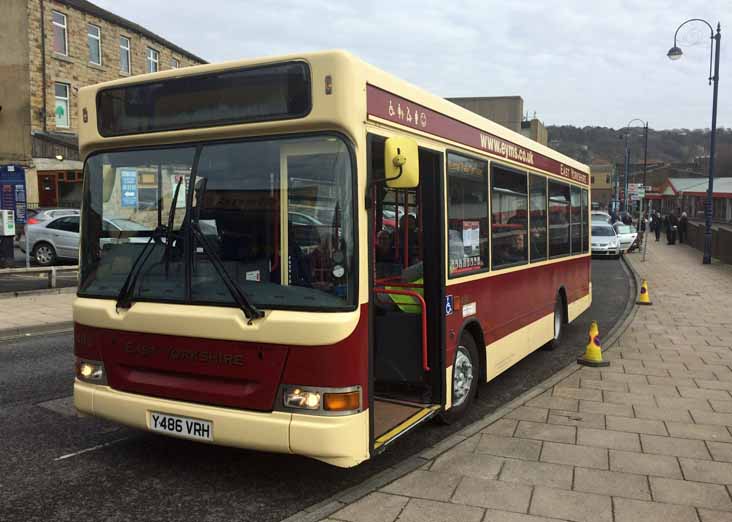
[{"xmin": 93, "ymin": 0, "xmax": 730, "ymax": 129}]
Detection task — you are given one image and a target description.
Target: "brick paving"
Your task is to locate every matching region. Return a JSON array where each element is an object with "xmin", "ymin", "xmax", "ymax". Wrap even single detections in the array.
[
  {"xmin": 319, "ymin": 241, "xmax": 732, "ymax": 522},
  {"xmin": 0, "ymin": 291, "xmax": 74, "ymax": 336}
]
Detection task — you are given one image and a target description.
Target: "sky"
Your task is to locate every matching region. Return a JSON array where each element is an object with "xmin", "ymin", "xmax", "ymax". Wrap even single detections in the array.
[{"xmin": 94, "ymin": 0, "xmax": 731, "ymax": 131}]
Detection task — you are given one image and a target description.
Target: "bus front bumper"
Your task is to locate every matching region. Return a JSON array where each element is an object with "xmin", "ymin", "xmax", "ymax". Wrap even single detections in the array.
[{"xmin": 74, "ymin": 380, "xmax": 369, "ymax": 468}]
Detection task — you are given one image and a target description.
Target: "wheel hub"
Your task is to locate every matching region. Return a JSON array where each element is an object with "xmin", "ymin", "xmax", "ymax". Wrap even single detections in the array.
[
  {"xmin": 452, "ymin": 347, "xmax": 474, "ymax": 407},
  {"xmin": 36, "ymin": 246, "xmax": 52, "ymax": 264}
]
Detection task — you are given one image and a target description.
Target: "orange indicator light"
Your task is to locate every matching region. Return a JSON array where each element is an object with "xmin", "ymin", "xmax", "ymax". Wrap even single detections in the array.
[{"xmin": 323, "ymin": 391, "xmax": 360, "ymax": 411}]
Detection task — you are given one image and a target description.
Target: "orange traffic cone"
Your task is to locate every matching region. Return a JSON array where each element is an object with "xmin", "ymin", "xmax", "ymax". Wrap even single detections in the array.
[
  {"xmin": 577, "ymin": 320, "xmax": 609, "ymax": 367},
  {"xmin": 636, "ymin": 279, "xmax": 653, "ymax": 305}
]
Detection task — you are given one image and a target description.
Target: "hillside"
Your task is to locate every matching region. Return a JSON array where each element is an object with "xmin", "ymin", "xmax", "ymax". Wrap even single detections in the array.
[{"xmin": 547, "ymin": 126, "xmax": 732, "ymax": 171}]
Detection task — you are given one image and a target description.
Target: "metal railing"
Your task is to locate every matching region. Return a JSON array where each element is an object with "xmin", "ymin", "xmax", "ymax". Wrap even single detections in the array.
[{"xmin": 0, "ymin": 265, "xmax": 78, "ymax": 289}]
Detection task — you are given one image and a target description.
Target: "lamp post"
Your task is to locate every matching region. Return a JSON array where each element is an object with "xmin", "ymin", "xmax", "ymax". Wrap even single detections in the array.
[
  {"xmin": 620, "ymin": 119, "xmax": 647, "ymax": 217},
  {"xmin": 668, "ymin": 19, "xmax": 722, "ymax": 265}
]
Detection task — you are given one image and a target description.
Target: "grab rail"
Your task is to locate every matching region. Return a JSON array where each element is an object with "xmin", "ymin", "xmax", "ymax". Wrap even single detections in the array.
[{"xmin": 373, "ymin": 288, "xmax": 430, "ymax": 372}]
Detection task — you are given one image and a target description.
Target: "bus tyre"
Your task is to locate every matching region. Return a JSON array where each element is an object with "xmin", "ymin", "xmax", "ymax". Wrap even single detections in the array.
[
  {"xmin": 33, "ymin": 242, "xmax": 56, "ymax": 266},
  {"xmin": 543, "ymin": 294, "xmax": 565, "ymax": 351},
  {"xmin": 439, "ymin": 334, "xmax": 479, "ymax": 424}
]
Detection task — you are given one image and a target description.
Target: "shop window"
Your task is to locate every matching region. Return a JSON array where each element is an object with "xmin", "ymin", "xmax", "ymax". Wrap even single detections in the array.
[
  {"xmin": 582, "ymin": 188, "xmax": 589, "ymax": 252},
  {"xmin": 491, "ymin": 165, "xmax": 528, "ymax": 268},
  {"xmin": 570, "ymin": 185, "xmax": 582, "ymax": 254},
  {"xmin": 548, "ymin": 180, "xmax": 570, "ymax": 257},
  {"xmin": 529, "ymin": 174, "xmax": 547, "ymax": 262},
  {"xmin": 447, "ymin": 153, "xmax": 488, "ymax": 277}
]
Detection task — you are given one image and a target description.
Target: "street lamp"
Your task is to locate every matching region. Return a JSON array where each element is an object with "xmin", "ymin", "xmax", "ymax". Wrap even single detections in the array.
[
  {"xmin": 619, "ymin": 119, "xmax": 648, "ymax": 216},
  {"xmin": 667, "ymin": 19, "xmax": 722, "ymax": 265}
]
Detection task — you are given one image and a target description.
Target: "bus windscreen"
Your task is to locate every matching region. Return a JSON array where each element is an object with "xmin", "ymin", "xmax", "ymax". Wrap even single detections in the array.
[{"xmin": 96, "ymin": 62, "xmax": 311, "ymax": 137}]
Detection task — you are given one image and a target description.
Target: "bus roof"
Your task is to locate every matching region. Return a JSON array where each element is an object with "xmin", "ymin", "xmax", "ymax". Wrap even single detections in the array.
[{"xmin": 78, "ymin": 50, "xmax": 588, "ymax": 178}]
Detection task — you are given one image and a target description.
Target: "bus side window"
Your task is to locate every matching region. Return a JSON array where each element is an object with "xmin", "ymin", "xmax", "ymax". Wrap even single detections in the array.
[
  {"xmin": 446, "ymin": 153, "xmax": 488, "ymax": 277},
  {"xmin": 529, "ymin": 174, "xmax": 548, "ymax": 262},
  {"xmin": 491, "ymin": 166, "xmax": 528, "ymax": 269}
]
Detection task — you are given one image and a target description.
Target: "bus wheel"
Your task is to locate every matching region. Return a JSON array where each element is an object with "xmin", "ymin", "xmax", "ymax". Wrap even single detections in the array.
[
  {"xmin": 543, "ymin": 294, "xmax": 565, "ymax": 351},
  {"xmin": 438, "ymin": 334, "xmax": 479, "ymax": 424}
]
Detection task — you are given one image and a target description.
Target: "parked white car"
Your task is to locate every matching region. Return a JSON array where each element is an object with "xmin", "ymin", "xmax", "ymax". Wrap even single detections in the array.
[
  {"xmin": 591, "ymin": 211, "xmax": 611, "ymax": 224},
  {"xmin": 591, "ymin": 223, "xmax": 620, "ymax": 258},
  {"xmin": 613, "ymin": 223, "xmax": 639, "ymax": 253}
]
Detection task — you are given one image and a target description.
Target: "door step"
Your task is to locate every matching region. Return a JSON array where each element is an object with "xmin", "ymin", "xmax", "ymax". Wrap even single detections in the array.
[{"xmin": 373, "ymin": 401, "xmax": 441, "ymax": 451}]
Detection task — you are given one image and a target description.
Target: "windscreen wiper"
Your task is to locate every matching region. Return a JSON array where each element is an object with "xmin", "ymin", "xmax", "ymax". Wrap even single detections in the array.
[
  {"xmin": 115, "ymin": 177, "xmax": 183, "ymax": 311},
  {"xmin": 191, "ymin": 222, "xmax": 264, "ymax": 323},
  {"xmin": 187, "ymin": 176, "xmax": 263, "ymax": 323}
]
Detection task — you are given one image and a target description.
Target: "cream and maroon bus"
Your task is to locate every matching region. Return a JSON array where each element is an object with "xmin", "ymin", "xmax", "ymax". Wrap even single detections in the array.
[{"xmin": 73, "ymin": 50, "xmax": 591, "ymax": 467}]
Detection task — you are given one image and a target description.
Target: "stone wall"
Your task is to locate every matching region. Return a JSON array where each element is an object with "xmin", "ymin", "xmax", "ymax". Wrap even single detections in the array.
[
  {"xmin": 685, "ymin": 220, "xmax": 732, "ymax": 265},
  {"xmin": 27, "ymin": 0, "xmax": 204, "ymax": 136},
  {"xmin": 0, "ymin": 0, "xmax": 32, "ymax": 164}
]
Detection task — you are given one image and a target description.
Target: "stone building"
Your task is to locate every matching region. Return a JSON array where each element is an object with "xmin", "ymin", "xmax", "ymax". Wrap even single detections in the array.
[
  {"xmin": 447, "ymin": 96, "xmax": 548, "ymax": 146},
  {"xmin": 589, "ymin": 162, "xmax": 614, "ymax": 210},
  {"xmin": 0, "ymin": 0, "xmax": 205, "ymax": 217}
]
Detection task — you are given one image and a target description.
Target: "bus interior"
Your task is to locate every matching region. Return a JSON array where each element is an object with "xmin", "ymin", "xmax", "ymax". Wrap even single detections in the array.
[{"xmin": 369, "ymin": 136, "xmax": 445, "ymax": 449}]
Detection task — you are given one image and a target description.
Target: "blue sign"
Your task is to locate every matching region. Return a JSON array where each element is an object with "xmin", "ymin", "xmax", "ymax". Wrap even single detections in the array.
[
  {"xmin": 445, "ymin": 295, "xmax": 454, "ymax": 316},
  {"xmin": 120, "ymin": 169, "xmax": 138, "ymax": 208},
  {"xmin": 0, "ymin": 164, "xmax": 27, "ymax": 224}
]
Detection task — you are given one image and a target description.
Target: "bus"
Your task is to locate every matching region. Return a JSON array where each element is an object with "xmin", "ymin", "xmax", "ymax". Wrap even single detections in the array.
[{"xmin": 73, "ymin": 50, "xmax": 591, "ymax": 468}]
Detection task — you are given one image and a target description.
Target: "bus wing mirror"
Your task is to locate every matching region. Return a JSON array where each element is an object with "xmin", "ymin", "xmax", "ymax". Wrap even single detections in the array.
[{"xmin": 384, "ymin": 137, "xmax": 419, "ymax": 189}]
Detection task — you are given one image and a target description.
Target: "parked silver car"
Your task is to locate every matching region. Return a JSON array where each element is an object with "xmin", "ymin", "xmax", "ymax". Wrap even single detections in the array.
[
  {"xmin": 26, "ymin": 208, "xmax": 80, "ymax": 224},
  {"xmin": 591, "ymin": 223, "xmax": 620, "ymax": 258},
  {"xmin": 19, "ymin": 215, "xmax": 147, "ymax": 266}
]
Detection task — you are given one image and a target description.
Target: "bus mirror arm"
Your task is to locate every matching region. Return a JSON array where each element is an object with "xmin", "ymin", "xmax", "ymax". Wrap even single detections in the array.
[{"xmin": 364, "ymin": 165, "xmax": 403, "ymax": 209}]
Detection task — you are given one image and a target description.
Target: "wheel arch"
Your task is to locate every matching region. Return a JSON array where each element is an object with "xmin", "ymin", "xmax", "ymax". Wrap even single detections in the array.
[
  {"xmin": 557, "ymin": 286, "xmax": 568, "ymax": 324},
  {"xmin": 458, "ymin": 318, "xmax": 486, "ymax": 383}
]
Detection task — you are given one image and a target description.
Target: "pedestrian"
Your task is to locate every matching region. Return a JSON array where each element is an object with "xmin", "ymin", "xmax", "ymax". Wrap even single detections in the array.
[
  {"xmin": 678, "ymin": 212, "xmax": 688, "ymax": 244},
  {"xmin": 667, "ymin": 213, "xmax": 678, "ymax": 244},
  {"xmin": 654, "ymin": 212, "xmax": 662, "ymax": 241}
]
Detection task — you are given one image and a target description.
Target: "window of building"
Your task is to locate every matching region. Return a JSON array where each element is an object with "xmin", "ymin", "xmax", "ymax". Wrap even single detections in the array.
[
  {"xmin": 52, "ymin": 11, "xmax": 68, "ymax": 55},
  {"xmin": 581, "ymin": 188, "xmax": 589, "ymax": 252},
  {"xmin": 591, "ymin": 176, "xmax": 595, "ymax": 184},
  {"xmin": 447, "ymin": 153, "xmax": 489, "ymax": 277},
  {"xmin": 570, "ymin": 185, "xmax": 582, "ymax": 254},
  {"xmin": 87, "ymin": 24, "xmax": 102, "ymax": 65},
  {"xmin": 491, "ymin": 165, "xmax": 528, "ymax": 269},
  {"xmin": 606, "ymin": 175, "xmax": 610, "ymax": 183},
  {"xmin": 54, "ymin": 82, "xmax": 70, "ymax": 128},
  {"xmin": 147, "ymin": 47, "xmax": 159, "ymax": 73},
  {"xmin": 171, "ymin": 58, "xmax": 180, "ymax": 69},
  {"xmin": 548, "ymin": 180, "xmax": 570, "ymax": 257},
  {"xmin": 119, "ymin": 36, "xmax": 131, "ymax": 73},
  {"xmin": 529, "ymin": 174, "xmax": 548, "ymax": 262}
]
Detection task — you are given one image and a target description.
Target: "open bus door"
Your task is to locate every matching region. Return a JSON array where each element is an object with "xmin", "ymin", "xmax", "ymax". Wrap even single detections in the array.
[{"xmin": 368, "ymin": 135, "xmax": 445, "ymax": 452}]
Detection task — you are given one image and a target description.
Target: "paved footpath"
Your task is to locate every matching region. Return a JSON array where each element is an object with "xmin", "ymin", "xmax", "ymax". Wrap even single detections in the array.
[
  {"xmin": 311, "ymin": 240, "xmax": 732, "ymax": 522},
  {"xmin": 0, "ymin": 290, "xmax": 74, "ymax": 337}
]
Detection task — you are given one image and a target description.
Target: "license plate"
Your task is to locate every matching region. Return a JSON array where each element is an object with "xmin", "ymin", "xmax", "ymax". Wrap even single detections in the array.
[{"xmin": 149, "ymin": 412, "xmax": 213, "ymax": 442}]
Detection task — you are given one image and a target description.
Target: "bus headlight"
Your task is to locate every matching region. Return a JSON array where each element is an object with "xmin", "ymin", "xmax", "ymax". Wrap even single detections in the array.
[
  {"xmin": 76, "ymin": 358, "xmax": 107, "ymax": 385},
  {"xmin": 285, "ymin": 388, "xmax": 321, "ymax": 410},
  {"xmin": 279, "ymin": 385, "xmax": 361, "ymax": 415}
]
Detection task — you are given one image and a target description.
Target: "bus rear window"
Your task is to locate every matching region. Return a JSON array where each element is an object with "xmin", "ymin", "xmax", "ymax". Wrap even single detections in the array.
[{"xmin": 97, "ymin": 62, "xmax": 311, "ymax": 137}]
